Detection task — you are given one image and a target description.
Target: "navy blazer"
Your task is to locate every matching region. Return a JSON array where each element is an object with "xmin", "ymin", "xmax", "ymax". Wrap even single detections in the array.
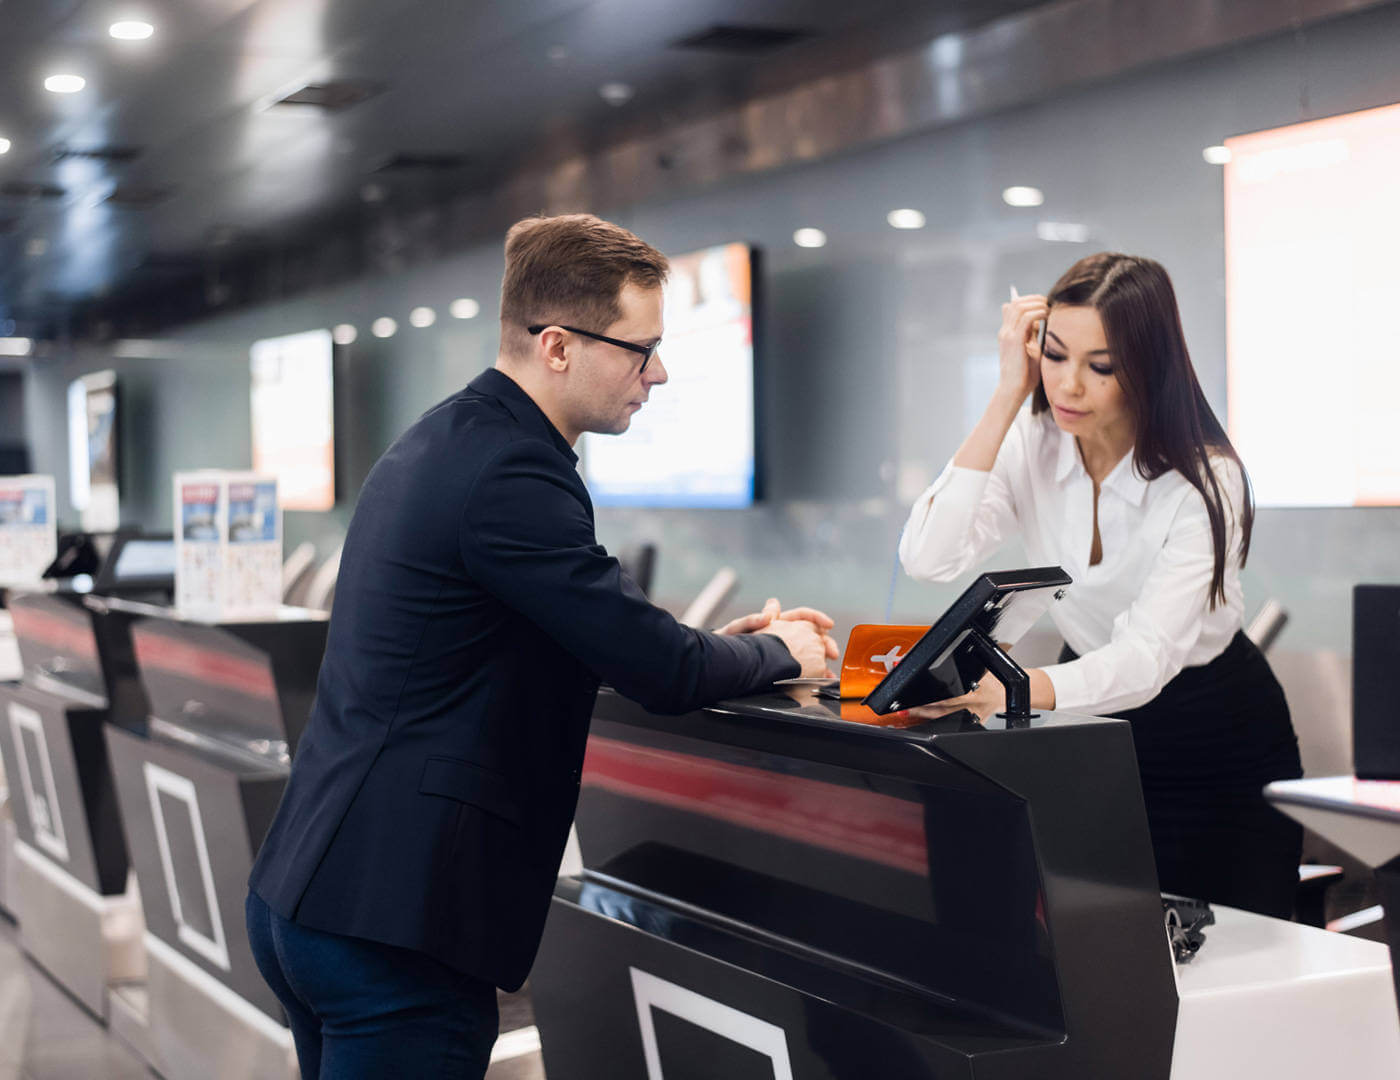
[{"xmin": 249, "ymin": 368, "xmax": 797, "ymax": 989}]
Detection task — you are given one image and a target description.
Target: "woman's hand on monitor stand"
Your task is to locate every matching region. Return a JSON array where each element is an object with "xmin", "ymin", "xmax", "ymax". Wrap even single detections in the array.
[{"xmin": 903, "ymin": 667, "xmax": 1057, "ymax": 722}]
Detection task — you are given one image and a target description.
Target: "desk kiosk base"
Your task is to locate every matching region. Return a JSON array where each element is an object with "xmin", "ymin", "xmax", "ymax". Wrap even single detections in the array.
[
  {"xmin": 107, "ymin": 981, "xmax": 168, "ymax": 1076},
  {"xmin": 142, "ymin": 932, "xmax": 297, "ymax": 1080},
  {"xmin": 13, "ymin": 839, "xmax": 144, "ymax": 1019}
]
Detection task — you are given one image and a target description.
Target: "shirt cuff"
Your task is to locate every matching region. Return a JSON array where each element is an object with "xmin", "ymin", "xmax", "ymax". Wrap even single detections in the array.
[{"xmin": 1040, "ymin": 661, "xmax": 1090, "ymax": 714}]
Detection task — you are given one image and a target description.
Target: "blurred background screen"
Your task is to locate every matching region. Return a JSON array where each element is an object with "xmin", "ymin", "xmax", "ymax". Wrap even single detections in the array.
[
  {"xmin": 250, "ymin": 328, "xmax": 335, "ymax": 511},
  {"xmin": 582, "ymin": 242, "xmax": 757, "ymax": 508},
  {"xmin": 1226, "ymin": 101, "xmax": 1400, "ymax": 508}
]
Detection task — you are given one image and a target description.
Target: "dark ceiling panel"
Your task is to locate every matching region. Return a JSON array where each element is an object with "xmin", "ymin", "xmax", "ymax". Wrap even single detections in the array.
[{"xmin": 0, "ymin": 0, "xmax": 1132, "ymax": 332}]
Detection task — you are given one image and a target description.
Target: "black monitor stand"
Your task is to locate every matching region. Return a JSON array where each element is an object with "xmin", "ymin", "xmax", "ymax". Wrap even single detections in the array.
[{"xmin": 963, "ymin": 626, "xmax": 1037, "ymax": 725}]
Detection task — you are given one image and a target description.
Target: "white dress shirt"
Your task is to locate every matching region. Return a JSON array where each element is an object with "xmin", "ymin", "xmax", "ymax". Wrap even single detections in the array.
[{"xmin": 899, "ymin": 407, "xmax": 1246, "ymax": 715}]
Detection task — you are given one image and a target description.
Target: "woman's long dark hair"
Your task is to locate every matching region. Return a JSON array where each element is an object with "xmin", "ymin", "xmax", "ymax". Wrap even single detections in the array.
[{"xmin": 1031, "ymin": 253, "xmax": 1252, "ymax": 608}]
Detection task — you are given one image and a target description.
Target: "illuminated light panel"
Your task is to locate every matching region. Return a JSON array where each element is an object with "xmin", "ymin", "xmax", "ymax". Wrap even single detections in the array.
[
  {"xmin": 331, "ymin": 324, "xmax": 357, "ymax": 345},
  {"xmin": 1002, "ymin": 185, "xmax": 1044, "ymax": 207},
  {"xmin": 793, "ymin": 227, "xmax": 827, "ymax": 248},
  {"xmin": 1226, "ymin": 100, "xmax": 1400, "ymax": 506},
  {"xmin": 450, "ymin": 298, "xmax": 480, "ymax": 319},
  {"xmin": 409, "ymin": 306, "xmax": 436, "ymax": 328},
  {"xmin": 886, "ymin": 208, "xmax": 926, "ymax": 229},
  {"xmin": 109, "ymin": 20, "xmax": 155, "ymax": 40},
  {"xmin": 599, "ymin": 82, "xmax": 634, "ymax": 106},
  {"xmin": 370, "ymin": 317, "xmax": 397, "ymax": 339},
  {"xmin": 1203, "ymin": 145, "xmax": 1232, "ymax": 165},
  {"xmin": 0, "ymin": 138, "xmax": 10, "ymax": 155},
  {"xmin": 44, "ymin": 74, "xmax": 87, "ymax": 94},
  {"xmin": 1036, "ymin": 221, "xmax": 1090, "ymax": 243}
]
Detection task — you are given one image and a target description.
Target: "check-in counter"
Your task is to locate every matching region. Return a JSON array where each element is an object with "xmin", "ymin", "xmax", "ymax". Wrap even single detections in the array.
[
  {"xmin": 0, "ymin": 590, "xmax": 149, "ymax": 1017},
  {"xmin": 533, "ymin": 687, "xmax": 1177, "ymax": 1078},
  {"xmin": 102, "ymin": 602, "xmax": 326, "ymax": 1080},
  {"xmin": 534, "ymin": 687, "xmax": 1400, "ymax": 1079}
]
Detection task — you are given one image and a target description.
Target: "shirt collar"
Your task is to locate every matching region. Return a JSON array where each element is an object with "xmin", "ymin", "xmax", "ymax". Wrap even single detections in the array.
[
  {"xmin": 1051, "ymin": 420, "xmax": 1148, "ymax": 506},
  {"xmin": 1053, "ymin": 423, "xmax": 1080, "ymax": 484},
  {"xmin": 466, "ymin": 367, "xmax": 578, "ymax": 465},
  {"xmin": 1102, "ymin": 453, "xmax": 1149, "ymax": 506}
]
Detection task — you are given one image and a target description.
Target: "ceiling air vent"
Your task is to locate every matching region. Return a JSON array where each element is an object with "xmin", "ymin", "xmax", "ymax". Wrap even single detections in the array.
[
  {"xmin": 374, "ymin": 152, "xmax": 468, "ymax": 173},
  {"xmin": 54, "ymin": 146, "xmax": 143, "ymax": 164},
  {"xmin": 105, "ymin": 185, "xmax": 174, "ymax": 208},
  {"xmin": 272, "ymin": 80, "xmax": 385, "ymax": 112},
  {"xmin": 0, "ymin": 180, "xmax": 66, "ymax": 200},
  {"xmin": 671, "ymin": 24, "xmax": 814, "ymax": 54}
]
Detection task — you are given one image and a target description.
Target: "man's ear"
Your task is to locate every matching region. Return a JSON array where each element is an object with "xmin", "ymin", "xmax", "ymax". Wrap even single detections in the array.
[{"xmin": 540, "ymin": 327, "xmax": 570, "ymax": 373}]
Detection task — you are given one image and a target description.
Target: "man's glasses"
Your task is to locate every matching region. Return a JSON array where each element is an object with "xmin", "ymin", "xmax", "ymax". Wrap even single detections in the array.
[{"xmin": 527, "ymin": 324, "xmax": 661, "ymax": 374}]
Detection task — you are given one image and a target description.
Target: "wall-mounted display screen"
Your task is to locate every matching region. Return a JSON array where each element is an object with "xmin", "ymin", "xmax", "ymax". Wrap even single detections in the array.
[
  {"xmin": 67, "ymin": 370, "xmax": 119, "ymax": 530},
  {"xmin": 582, "ymin": 242, "xmax": 757, "ymax": 507},
  {"xmin": 1226, "ymin": 101, "xmax": 1400, "ymax": 507},
  {"xmin": 250, "ymin": 329, "xmax": 334, "ymax": 511}
]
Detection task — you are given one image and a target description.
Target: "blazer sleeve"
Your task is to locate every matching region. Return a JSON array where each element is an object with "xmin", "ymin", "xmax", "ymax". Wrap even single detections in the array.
[{"xmin": 458, "ymin": 437, "xmax": 799, "ymax": 714}]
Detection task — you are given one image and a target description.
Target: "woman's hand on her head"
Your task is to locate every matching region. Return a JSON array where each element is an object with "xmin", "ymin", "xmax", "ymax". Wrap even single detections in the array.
[{"xmin": 996, "ymin": 295, "xmax": 1049, "ymax": 406}]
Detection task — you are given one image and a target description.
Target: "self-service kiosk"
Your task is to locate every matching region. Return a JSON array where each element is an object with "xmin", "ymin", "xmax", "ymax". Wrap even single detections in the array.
[
  {"xmin": 102, "ymin": 602, "xmax": 326, "ymax": 1080},
  {"xmin": 0, "ymin": 590, "xmax": 148, "ymax": 1018}
]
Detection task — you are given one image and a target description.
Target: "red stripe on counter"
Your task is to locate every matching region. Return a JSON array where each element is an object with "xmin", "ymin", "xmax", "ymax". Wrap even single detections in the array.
[
  {"xmin": 8, "ymin": 606, "xmax": 99, "ymax": 662},
  {"xmin": 132, "ymin": 631, "xmax": 278, "ymax": 702},
  {"xmin": 583, "ymin": 736, "xmax": 929, "ymax": 876}
]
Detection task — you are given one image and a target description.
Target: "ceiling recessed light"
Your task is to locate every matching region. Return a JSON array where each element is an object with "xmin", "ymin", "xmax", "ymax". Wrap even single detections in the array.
[
  {"xmin": 599, "ymin": 82, "xmax": 635, "ymax": 107},
  {"xmin": 409, "ymin": 306, "xmax": 436, "ymax": 328},
  {"xmin": 1002, "ymin": 185, "xmax": 1044, "ymax": 208},
  {"xmin": 1036, "ymin": 221, "xmax": 1090, "ymax": 243},
  {"xmin": 0, "ymin": 138, "xmax": 10, "ymax": 155},
  {"xmin": 44, "ymin": 74, "xmax": 86, "ymax": 94},
  {"xmin": 0, "ymin": 338, "xmax": 33, "ymax": 357},
  {"xmin": 371, "ymin": 317, "xmax": 397, "ymax": 339},
  {"xmin": 450, "ymin": 298, "xmax": 480, "ymax": 319},
  {"xmin": 109, "ymin": 20, "xmax": 155, "ymax": 40},
  {"xmin": 793, "ymin": 227, "xmax": 827, "ymax": 249},
  {"xmin": 332, "ymin": 323, "xmax": 358, "ymax": 345},
  {"xmin": 886, "ymin": 208, "xmax": 926, "ymax": 230},
  {"xmin": 1202, "ymin": 145, "xmax": 1232, "ymax": 165}
]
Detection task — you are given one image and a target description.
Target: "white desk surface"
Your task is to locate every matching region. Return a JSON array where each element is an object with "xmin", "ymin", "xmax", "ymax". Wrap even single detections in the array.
[{"xmin": 1172, "ymin": 905, "xmax": 1399, "ymax": 1079}]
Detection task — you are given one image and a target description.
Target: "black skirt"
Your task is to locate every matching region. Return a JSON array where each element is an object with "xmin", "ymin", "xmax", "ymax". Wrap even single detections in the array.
[{"xmin": 1059, "ymin": 631, "xmax": 1303, "ymax": 918}]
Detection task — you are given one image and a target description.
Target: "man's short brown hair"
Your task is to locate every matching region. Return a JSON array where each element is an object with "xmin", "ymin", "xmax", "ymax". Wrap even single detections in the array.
[{"xmin": 499, "ymin": 214, "xmax": 669, "ymax": 355}]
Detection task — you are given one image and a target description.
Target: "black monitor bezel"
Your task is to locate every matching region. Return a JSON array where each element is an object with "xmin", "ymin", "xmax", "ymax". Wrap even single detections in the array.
[{"xmin": 93, "ymin": 533, "xmax": 175, "ymax": 594}]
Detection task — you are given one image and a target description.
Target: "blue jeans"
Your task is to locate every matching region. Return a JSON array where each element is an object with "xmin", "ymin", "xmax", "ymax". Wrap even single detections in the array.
[{"xmin": 245, "ymin": 891, "xmax": 499, "ymax": 1079}]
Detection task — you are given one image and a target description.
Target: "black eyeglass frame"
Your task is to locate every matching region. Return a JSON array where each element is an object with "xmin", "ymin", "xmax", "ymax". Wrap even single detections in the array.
[{"xmin": 526, "ymin": 324, "xmax": 661, "ymax": 373}]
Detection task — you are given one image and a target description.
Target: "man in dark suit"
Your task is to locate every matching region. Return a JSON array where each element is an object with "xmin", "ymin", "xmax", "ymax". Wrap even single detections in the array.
[{"xmin": 246, "ymin": 214, "xmax": 835, "ymax": 1078}]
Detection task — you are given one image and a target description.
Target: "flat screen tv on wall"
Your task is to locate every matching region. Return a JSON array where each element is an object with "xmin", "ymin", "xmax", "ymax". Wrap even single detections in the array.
[
  {"xmin": 581, "ymin": 241, "xmax": 760, "ymax": 508},
  {"xmin": 1226, "ymin": 101, "xmax": 1400, "ymax": 507}
]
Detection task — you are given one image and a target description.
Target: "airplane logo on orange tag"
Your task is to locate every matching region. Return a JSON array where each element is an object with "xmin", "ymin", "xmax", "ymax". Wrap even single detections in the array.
[
  {"xmin": 871, "ymin": 645, "xmax": 905, "ymax": 672},
  {"xmin": 838, "ymin": 625, "xmax": 930, "ymax": 700}
]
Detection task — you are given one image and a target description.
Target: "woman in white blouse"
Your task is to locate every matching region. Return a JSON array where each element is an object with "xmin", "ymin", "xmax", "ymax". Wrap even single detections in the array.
[{"xmin": 900, "ymin": 253, "xmax": 1302, "ymax": 918}]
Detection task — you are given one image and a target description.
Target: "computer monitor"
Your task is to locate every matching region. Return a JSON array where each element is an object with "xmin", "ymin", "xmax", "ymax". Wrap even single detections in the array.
[
  {"xmin": 93, "ymin": 534, "xmax": 175, "ymax": 598},
  {"xmin": 862, "ymin": 567, "xmax": 1071, "ymax": 719}
]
